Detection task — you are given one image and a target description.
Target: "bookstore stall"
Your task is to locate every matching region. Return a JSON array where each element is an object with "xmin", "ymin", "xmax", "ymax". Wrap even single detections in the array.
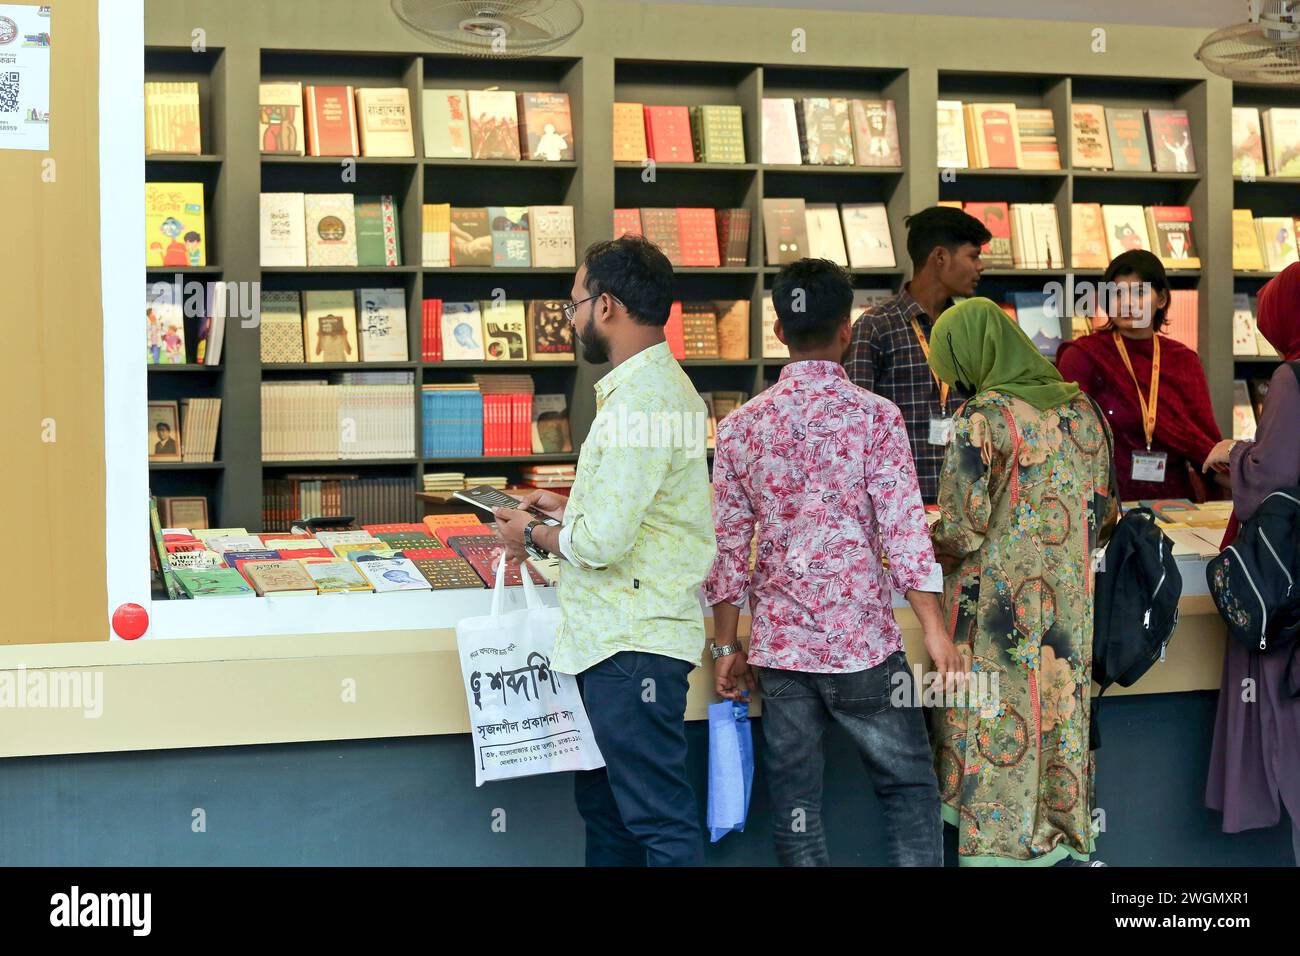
[{"xmin": 3, "ymin": 0, "xmax": 1295, "ymax": 758}]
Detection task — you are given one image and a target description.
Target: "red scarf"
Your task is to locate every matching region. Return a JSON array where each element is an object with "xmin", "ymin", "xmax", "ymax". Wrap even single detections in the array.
[
  {"xmin": 1257, "ymin": 262, "xmax": 1300, "ymax": 361},
  {"xmin": 1058, "ymin": 331, "xmax": 1221, "ymax": 462}
]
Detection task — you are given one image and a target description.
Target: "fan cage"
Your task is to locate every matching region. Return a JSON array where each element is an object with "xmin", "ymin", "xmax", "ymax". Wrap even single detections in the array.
[{"xmin": 391, "ymin": 0, "xmax": 584, "ymax": 59}]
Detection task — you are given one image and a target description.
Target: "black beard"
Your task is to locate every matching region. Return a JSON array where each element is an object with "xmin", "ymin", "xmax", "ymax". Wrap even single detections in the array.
[{"xmin": 579, "ymin": 315, "xmax": 610, "ymax": 364}]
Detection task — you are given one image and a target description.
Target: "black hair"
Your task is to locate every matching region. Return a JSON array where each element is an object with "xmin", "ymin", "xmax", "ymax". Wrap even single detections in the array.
[
  {"xmin": 580, "ymin": 235, "xmax": 675, "ymax": 327},
  {"xmin": 156, "ymin": 422, "xmax": 171, "ymax": 432},
  {"xmin": 184, "ymin": 231, "xmax": 201, "ymax": 242},
  {"xmin": 771, "ymin": 258, "xmax": 854, "ymax": 349},
  {"xmin": 904, "ymin": 206, "xmax": 992, "ymax": 272},
  {"xmin": 1101, "ymin": 249, "xmax": 1171, "ymax": 332}
]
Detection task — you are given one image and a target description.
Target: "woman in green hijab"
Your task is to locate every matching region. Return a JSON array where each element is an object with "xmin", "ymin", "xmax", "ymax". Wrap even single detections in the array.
[{"xmin": 926, "ymin": 297, "xmax": 1119, "ymax": 866}]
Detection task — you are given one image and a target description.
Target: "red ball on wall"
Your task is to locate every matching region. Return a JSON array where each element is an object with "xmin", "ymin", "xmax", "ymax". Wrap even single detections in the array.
[{"xmin": 111, "ymin": 603, "xmax": 149, "ymax": 640}]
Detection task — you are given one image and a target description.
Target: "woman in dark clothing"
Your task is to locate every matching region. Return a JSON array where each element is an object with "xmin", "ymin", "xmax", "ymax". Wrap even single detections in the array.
[
  {"xmin": 1203, "ymin": 263, "xmax": 1300, "ymax": 864},
  {"xmin": 1057, "ymin": 250, "xmax": 1221, "ymax": 502}
]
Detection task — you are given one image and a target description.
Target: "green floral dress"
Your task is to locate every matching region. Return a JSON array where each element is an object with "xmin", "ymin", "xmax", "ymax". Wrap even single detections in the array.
[{"xmin": 930, "ymin": 391, "xmax": 1118, "ymax": 866}]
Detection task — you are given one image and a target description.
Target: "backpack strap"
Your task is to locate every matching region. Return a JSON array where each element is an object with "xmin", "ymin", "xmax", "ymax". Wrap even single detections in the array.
[{"xmin": 1082, "ymin": 392, "xmax": 1118, "ymax": 502}]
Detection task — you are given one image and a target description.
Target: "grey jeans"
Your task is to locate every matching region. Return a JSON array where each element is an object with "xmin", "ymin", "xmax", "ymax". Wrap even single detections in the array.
[{"xmin": 757, "ymin": 650, "xmax": 943, "ymax": 866}]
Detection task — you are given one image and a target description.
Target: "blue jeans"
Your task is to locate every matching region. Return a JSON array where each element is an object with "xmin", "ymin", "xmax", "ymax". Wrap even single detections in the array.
[
  {"xmin": 574, "ymin": 651, "xmax": 703, "ymax": 866},
  {"xmin": 758, "ymin": 650, "xmax": 943, "ymax": 866}
]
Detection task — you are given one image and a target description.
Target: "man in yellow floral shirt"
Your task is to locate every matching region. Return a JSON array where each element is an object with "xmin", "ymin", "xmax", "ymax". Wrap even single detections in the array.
[{"xmin": 495, "ymin": 235, "xmax": 717, "ymax": 866}]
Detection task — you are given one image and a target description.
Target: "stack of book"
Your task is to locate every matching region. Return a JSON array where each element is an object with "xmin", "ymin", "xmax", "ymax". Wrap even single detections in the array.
[
  {"xmin": 1232, "ymin": 106, "xmax": 1300, "ymax": 177},
  {"xmin": 1067, "ymin": 104, "xmax": 1198, "ymax": 172},
  {"xmin": 1231, "ymin": 209, "xmax": 1299, "ymax": 272},
  {"xmin": 261, "ymin": 288, "xmax": 408, "ymax": 364},
  {"xmin": 260, "ymin": 383, "xmax": 415, "ymax": 461},
  {"xmin": 661, "ymin": 300, "xmax": 750, "ymax": 360},
  {"xmin": 1232, "ymin": 293, "xmax": 1282, "ymax": 359},
  {"xmin": 960, "ymin": 201, "xmax": 1065, "ymax": 270},
  {"xmin": 1069, "ymin": 204, "xmax": 1200, "ymax": 270},
  {"xmin": 261, "ymin": 473, "xmax": 418, "ymax": 528},
  {"xmin": 759, "ymin": 97, "xmax": 901, "ymax": 166},
  {"xmin": 614, "ymin": 207, "xmax": 751, "ymax": 267},
  {"xmin": 613, "ymin": 102, "xmax": 746, "ymax": 163},
  {"xmin": 259, "ymin": 193, "xmax": 402, "ymax": 268},
  {"xmin": 420, "ymin": 88, "xmax": 573, "ymax": 161},
  {"xmin": 422, "ymin": 299, "xmax": 573, "ymax": 362},
  {"xmin": 760, "ymin": 199, "xmax": 895, "ymax": 269},
  {"xmin": 521, "ymin": 464, "xmax": 577, "ymax": 490}
]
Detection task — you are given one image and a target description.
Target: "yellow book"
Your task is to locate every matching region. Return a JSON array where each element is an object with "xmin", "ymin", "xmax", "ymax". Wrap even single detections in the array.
[
  {"xmin": 145, "ymin": 182, "xmax": 207, "ymax": 268},
  {"xmin": 612, "ymin": 102, "xmax": 647, "ymax": 162},
  {"xmin": 422, "ymin": 203, "xmax": 451, "ymax": 267},
  {"xmin": 355, "ymin": 87, "xmax": 415, "ymax": 157},
  {"xmin": 1232, "ymin": 209, "xmax": 1266, "ymax": 271},
  {"xmin": 145, "ymin": 81, "xmax": 202, "ymax": 155},
  {"xmin": 298, "ymin": 558, "xmax": 373, "ymax": 593},
  {"xmin": 191, "ymin": 527, "xmax": 250, "ymax": 541},
  {"xmin": 332, "ymin": 541, "xmax": 387, "ymax": 560}
]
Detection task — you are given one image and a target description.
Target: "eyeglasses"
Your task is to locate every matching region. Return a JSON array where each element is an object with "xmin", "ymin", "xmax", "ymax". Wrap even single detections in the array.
[{"xmin": 563, "ymin": 292, "xmax": 623, "ymax": 325}]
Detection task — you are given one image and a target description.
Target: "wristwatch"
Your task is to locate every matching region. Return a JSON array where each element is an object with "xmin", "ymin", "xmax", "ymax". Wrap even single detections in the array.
[
  {"xmin": 710, "ymin": 642, "xmax": 743, "ymax": 660},
  {"xmin": 523, "ymin": 520, "xmax": 551, "ymax": 561}
]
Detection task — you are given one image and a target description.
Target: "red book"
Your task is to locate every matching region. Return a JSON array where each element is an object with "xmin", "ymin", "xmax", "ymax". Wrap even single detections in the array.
[
  {"xmin": 979, "ymin": 107, "xmax": 1017, "ymax": 168},
  {"xmin": 448, "ymin": 536, "xmax": 547, "ymax": 587},
  {"xmin": 676, "ymin": 208, "xmax": 721, "ymax": 266},
  {"xmin": 434, "ymin": 524, "xmax": 493, "ymax": 548},
  {"xmin": 362, "ymin": 523, "xmax": 429, "ymax": 535},
  {"xmin": 304, "ymin": 85, "xmax": 359, "ymax": 157},
  {"xmin": 430, "ymin": 299, "xmax": 442, "ymax": 361},
  {"xmin": 520, "ymin": 394, "xmax": 533, "ymax": 456},
  {"xmin": 962, "ymin": 202, "xmax": 1013, "ymax": 268},
  {"xmin": 665, "ymin": 300, "xmax": 685, "ymax": 360},
  {"xmin": 644, "ymin": 105, "xmax": 694, "ymax": 163},
  {"xmin": 401, "ymin": 546, "xmax": 460, "ymax": 561},
  {"xmin": 613, "ymin": 208, "xmax": 643, "ymax": 239},
  {"xmin": 285, "ymin": 547, "xmax": 334, "ymax": 559}
]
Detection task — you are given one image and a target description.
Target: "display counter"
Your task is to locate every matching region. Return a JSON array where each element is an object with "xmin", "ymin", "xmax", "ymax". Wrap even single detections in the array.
[{"xmin": 0, "ymin": 557, "xmax": 1226, "ymax": 758}]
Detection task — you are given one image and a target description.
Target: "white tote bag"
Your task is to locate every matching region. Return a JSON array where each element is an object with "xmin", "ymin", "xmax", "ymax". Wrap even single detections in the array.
[{"xmin": 455, "ymin": 558, "xmax": 605, "ymax": 786}]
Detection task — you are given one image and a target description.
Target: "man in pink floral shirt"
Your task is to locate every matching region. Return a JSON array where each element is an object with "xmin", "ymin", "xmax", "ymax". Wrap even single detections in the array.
[{"xmin": 704, "ymin": 258, "xmax": 962, "ymax": 867}]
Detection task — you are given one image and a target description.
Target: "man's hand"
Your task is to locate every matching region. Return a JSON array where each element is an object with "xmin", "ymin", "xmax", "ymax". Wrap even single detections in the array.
[
  {"xmin": 518, "ymin": 489, "xmax": 567, "ymax": 521},
  {"xmin": 715, "ymin": 650, "xmax": 753, "ymax": 702},
  {"xmin": 492, "ymin": 507, "xmax": 533, "ymax": 566},
  {"xmin": 924, "ymin": 627, "xmax": 965, "ymax": 696}
]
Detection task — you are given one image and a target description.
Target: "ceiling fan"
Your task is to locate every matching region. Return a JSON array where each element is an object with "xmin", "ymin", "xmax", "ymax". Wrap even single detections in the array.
[
  {"xmin": 1197, "ymin": 0, "xmax": 1300, "ymax": 83},
  {"xmin": 391, "ymin": 0, "xmax": 585, "ymax": 58}
]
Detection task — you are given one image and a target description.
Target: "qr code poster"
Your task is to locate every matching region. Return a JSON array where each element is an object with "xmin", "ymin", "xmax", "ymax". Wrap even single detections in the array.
[{"xmin": 0, "ymin": 4, "xmax": 50, "ymax": 151}]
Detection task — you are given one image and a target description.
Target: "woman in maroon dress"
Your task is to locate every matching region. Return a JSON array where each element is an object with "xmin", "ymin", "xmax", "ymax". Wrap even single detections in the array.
[
  {"xmin": 1057, "ymin": 250, "xmax": 1221, "ymax": 502},
  {"xmin": 1202, "ymin": 263, "xmax": 1300, "ymax": 863}
]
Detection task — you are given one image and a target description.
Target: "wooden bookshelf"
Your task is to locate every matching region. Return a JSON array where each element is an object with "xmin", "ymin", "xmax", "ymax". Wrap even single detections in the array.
[{"xmin": 142, "ymin": 0, "xmax": 1298, "ymax": 532}]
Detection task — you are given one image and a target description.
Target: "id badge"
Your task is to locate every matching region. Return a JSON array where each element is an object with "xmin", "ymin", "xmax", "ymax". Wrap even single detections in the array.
[
  {"xmin": 1131, "ymin": 450, "xmax": 1168, "ymax": 483},
  {"xmin": 928, "ymin": 416, "xmax": 954, "ymax": 446}
]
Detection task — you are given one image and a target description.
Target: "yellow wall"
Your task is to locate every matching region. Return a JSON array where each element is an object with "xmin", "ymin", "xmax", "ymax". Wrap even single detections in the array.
[{"xmin": 0, "ymin": 0, "xmax": 107, "ymax": 645}]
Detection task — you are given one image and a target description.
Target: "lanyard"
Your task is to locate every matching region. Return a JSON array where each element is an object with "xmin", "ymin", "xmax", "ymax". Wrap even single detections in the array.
[
  {"xmin": 908, "ymin": 316, "xmax": 949, "ymax": 410},
  {"xmin": 1112, "ymin": 331, "xmax": 1160, "ymax": 450}
]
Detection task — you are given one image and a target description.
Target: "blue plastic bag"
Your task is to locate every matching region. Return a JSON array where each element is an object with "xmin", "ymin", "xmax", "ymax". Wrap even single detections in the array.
[{"xmin": 707, "ymin": 697, "xmax": 753, "ymax": 843}]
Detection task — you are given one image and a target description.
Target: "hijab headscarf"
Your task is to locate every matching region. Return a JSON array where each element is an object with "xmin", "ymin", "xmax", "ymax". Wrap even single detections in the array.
[
  {"xmin": 1256, "ymin": 262, "xmax": 1300, "ymax": 362},
  {"xmin": 928, "ymin": 297, "xmax": 1080, "ymax": 411}
]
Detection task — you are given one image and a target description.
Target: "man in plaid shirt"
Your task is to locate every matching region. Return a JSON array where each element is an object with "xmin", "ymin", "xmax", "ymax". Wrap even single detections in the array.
[{"xmin": 844, "ymin": 206, "xmax": 991, "ymax": 502}]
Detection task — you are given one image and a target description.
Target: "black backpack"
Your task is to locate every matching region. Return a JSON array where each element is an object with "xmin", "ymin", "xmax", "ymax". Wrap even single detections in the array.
[
  {"xmin": 1084, "ymin": 396, "xmax": 1183, "ymax": 749},
  {"xmin": 1205, "ymin": 486, "xmax": 1300, "ymax": 658}
]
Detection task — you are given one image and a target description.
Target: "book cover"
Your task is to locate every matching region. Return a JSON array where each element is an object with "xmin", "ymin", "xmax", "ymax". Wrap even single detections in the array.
[
  {"xmin": 480, "ymin": 300, "xmax": 528, "ymax": 360},
  {"xmin": 146, "ymin": 281, "xmax": 186, "ymax": 365},
  {"xmin": 160, "ymin": 496, "xmax": 209, "ymax": 530},
  {"xmin": 517, "ymin": 91, "xmax": 573, "ymax": 161},
  {"xmin": 467, "ymin": 89, "xmax": 521, "ymax": 160},
  {"xmin": 1232, "ymin": 209, "xmax": 1266, "ymax": 271},
  {"xmin": 972, "ymin": 103, "xmax": 1021, "ymax": 168},
  {"xmin": 356, "ymin": 557, "xmax": 433, "ymax": 592},
  {"xmin": 145, "ymin": 81, "xmax": 201, "ymax": 155},
  {"xmin": 849, "ymin": 99, "xmax": 901, "ymax": 166},
  {"xmin": 304, "ymin": 193, "xmax": 358, "ymax": 267},
  {"xmin": 696, "ymin": 104, "xmax": 746, "ymax": 164},
  {"xmin": 488, "ymin": 206, "xmax": 532, "ymax": 267},
  {"xmin": 644, "ymin": 104, "xmax": 694, "ymax": 162},
  {"xmin": 1144, "ymin": 206, "xmax": 1201, "ymax": 269},
  {"xmin": 259, "ymin": 191, "xmax": 306, "ymax": 267},
  {"xmin": 797, "ymin": 97, "xmax": 853, "ymax": 165},
  {"xmin": 1016, "ymin": 107, "xmax": 1061, "ymax": 170},
  {"xmin": 1233, "ymin": 379, "xmax": 1257, "ymax": 441},
  {"xmin": 173, "ymin": 568, "xmax": 256, "ymax": 599},
  {"xmin": 1164, "ymin": 289, "xmax": 1199, "ymax": 351},
  {"xmin": 640, "ymin": 207, "xmax": 684, "ymax": 264},
  {"xmin": 440, "ymin": 301, "xmax": 485, "ymax": 360},
  {"xmin": 664, "ymin": 300, "xmax": 685, "ymax": 359},
  {"xmin": 804, "ymin": 202, "xmax": 849, "ymax": 266},
  {"xmin": 613, "ymin": 208, "xmax": 643, "ymax": 239},
  {"xmin": 715, "ymin": 208, "xmax": 752, "ymax": 266},
  {"xmin": 449, "ymin": 207, "xmax": 493, "ymax": 267},
  {"xmin": 529, "ymin": 205, "xmax": 575, "ymax": 267},
  {"xmin": 963, "ymin": 202, "xmax": 1013, "ymax": 268},
  {"xmin": 301, "ymin": 559, "xmax": 373, "ymax": 593},
  {"xmin": 1071, "ymin": 203, "xmax": 1108, "ymax": 270},
  {"xmin": 714, "ymin": 300, "xmax": 750, "ymax": 359},
  {"xmin": 1147, "ymin": 109, "xmax": 1196, "ymax": 173},
  {"xmin": 259, "ymin": 81, "xmax": 305, "ymax": 155},
  {"xmin": 411, "ymin": 557, "xmax": 485, "ymax": 590},
  {"xmin": 422, "ymin": 203, "xmax": 451, "ymax": 267},
  {"xmin": 146, "ymin": 182, "xmax": 206, "ymax": 268},
  {"xmin": 1070, "ymin": 103, "xmax": 1112, "ymax": 169},
  {"xmin": 761, "ymin": 198, "xmax": 808, "ymax": 265},
  {"xmin": 761, "ymin": 295, "xmax": 787, "ymax": 358},
  {"xmin": 682, "ymin": 302, "xmax": 720, "ymax": 358},
  {"xmin": 525, "ymin": 300, "xmax": 573, "ymax": 360},
  {"xmin": 1105, "ymin": 107, "xmax": 1152, "ymax": 172},
  {"xmin": 531, "ymin": 394, "xmax": 573, "ymax": 453},
  {"xmin": 355, "ymin": 87, "xmax": 414, "ymax": 157},
  {"xmin": 612, "ymin": 101, "xmax": 648, "ymax": 162},
  {"xmin": 1232, "ymin": 294, "xmax": 1258, "ymax": 357},
  {"xmin": 677, "ymin": 208, "xmax": 721, "ymax": 266},
  {"xmin": 302, "ymin": 290, "xmax": 359, "ymax": 364},
  {"xmin": 1256, "ymin": 217, "xmax": 1300, "ymax": 271},
  {"xmin": 936, "ymin": 100, "xmax": 969, "ymax": 168},
  {"xmin": 1232, "ymin": 107, "xmax": 1265, "ymax": 178},
  {"xmin": 1102, "ymin": 205, "xmax": 1151, "ymax": 260},
  {"xmin": 1262, "ymin": 107, "xmax": 1300, "ymax": 176},
  {"xmin": 1008, "ymin": 291, "xmax": 1062, "ymax": 358},
  {"xmin": 422, "ymin": 89, "xmax": 471, "ymax": 158},
  {"xmin": 244, "ymin": 559, "xmax": 318, "ymax": 596},
  {"xmin": 259, "ymin": 290, "xmax": 305, "ymax": 364},
  {"xmin": 761, "ymin": 97, "xmax": 802, "ymax": 165},
  {"xmin": 304, "ymin": 84, "xmax": 359, "ymax": 157},
  {"xmin": 840, "ymin": 203, "xmax": 895, "ymax": 268},
  {"xmin": 354, "ymin": 194, "xmax": 402, "ymax": 267},
  {"xmin": 356, "ymin": 288, "xmax": 408, "ymax": 362}
]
